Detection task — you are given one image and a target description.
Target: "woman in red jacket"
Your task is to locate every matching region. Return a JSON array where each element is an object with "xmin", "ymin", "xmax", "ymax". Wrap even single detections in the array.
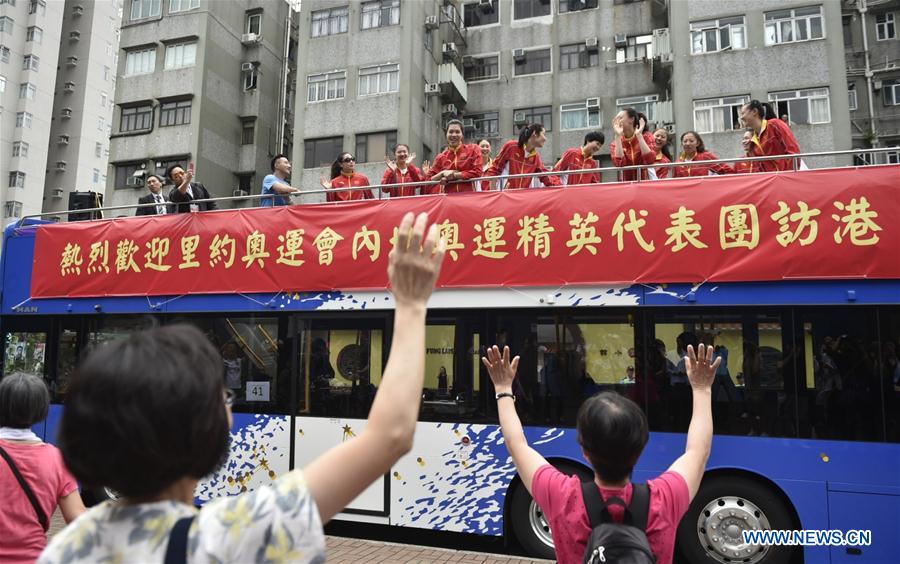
[
  {"xmin": 479, "ymin": 139, "xmax": 496, "ymax": 191},
  {"xmin": 381, "ymin": 144, "xmax": 423, "ymax": 198},
  {"xmin": 739, "ymin": 99, "xmax": 801, "ymax": 172},
  {"xmin": 427, "ymin": 119, "xmax": 483, "ymax": 194},
  {"xmin": 320, "ymin": 152, "xmax": 374, "ymax": 202},
  {"xmin": 486, "ymin": 123, "xmax": 561, "ymax": 190},
  {"xmin": 609, "ymin": 108, "xmax": 656, "ymax": 181},
  {"xmin": 652, "ymin": 128, "xmax": 673, "ymax": 179},
  {"xmin": 553, "ymin": 131, "xmax": 604, "ymax": 186},
  {"xmin": 734, "ymin": 129, "xmax": 756, "ymax": 174},
  {"xmin": 673, "ymin": 131, "xmax": 735, "ymax": 177}
]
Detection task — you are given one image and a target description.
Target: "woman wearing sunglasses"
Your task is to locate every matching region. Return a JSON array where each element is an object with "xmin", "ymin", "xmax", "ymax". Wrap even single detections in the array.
[{"xmin": 320, "ymin": 152, "xmax": 374, "ymax": 202}]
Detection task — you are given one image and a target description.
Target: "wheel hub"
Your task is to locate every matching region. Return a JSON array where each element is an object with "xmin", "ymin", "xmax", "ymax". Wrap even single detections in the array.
[
  {"xmin": 528, "ymin": 499, "xmax": 555, "ymax": 549},
  {"xmin": 696, "ymin": 496, "xmax": 771, "ymax": 563}
]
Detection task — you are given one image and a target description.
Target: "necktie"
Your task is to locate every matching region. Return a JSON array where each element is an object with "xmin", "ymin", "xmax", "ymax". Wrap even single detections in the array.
[{"xmin": 156, "ymin": 195, "xmax": 165, "ymax": 215}]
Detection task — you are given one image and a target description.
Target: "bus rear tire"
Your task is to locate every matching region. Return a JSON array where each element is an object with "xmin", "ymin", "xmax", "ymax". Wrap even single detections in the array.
[{"xmin": 676, "ymin": 475, "xmax": 800, "ymax": 564}]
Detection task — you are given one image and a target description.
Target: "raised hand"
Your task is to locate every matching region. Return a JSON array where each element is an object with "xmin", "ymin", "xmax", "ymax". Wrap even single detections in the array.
[
  {"xmin": 636, "ymin": 117, "xmax": 646, "ymax": 135},
  {"xmin": 319, "ymin": 176, "xmax": 332, "ymax": 190},
  {"xmin": 684, "ymin": 344, "xmax": 722, "ymax": 391},
  {"xmin": 408, "ymin": 152, "xmax": 417, "ymax": 165},
  {"xmin": 612, "ymin": 116, "xmax": 624, "ymax": 136},
  {"xmin": 384, "ymin": 156, "xmax": 397, "ymax": 172},
  {"xmin": 388, "ymin": 212, "xmax": 445, "ymax": 307},
  {"xmin": 421, "ymin": 160, "xmax": 431, "ymax": 176},
  {"xmin": 481, "ymin": 345, "xmax": 520, "ymax": 393}
]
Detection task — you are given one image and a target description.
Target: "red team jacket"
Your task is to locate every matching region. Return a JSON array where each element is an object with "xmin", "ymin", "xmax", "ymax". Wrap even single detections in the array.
[
  {"xmin": 553, "ymin": 147, "xmax": 600, "ymax": 186},
  {"xmin": 327, "ymin": 173, "xmax": 374, "ymax": 202},
  {"xmin": 673, "ymin": 151, "xmax": 735, "ymax": 177},
  {"xmin": 381, "ymin": 165, "xmax": 424, "ymax": 198},
  {"xmin": 747, "ymin": 118, "xmax": 801, "ymax": 172},
  {"xmin": 428, "ymin": 143, "xmax": 483, "ymax": 194},
  {"xmin": 655, "ymin": 153, "xmax": 672, "ymax": 179},
  {"xmin": 486, "ymin": 140, "xmax": 561, "ymax": 189},
  {"xmin": 610, "ymin": 132, "xmax": 657, "ymax": 181}
]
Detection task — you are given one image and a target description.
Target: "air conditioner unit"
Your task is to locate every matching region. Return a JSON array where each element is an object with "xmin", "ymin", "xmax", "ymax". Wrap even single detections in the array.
[
  {"xmin": 55, "ymin": 161, "xmax": 67, "ymax": 172},
  {"xmin": 241, "ymin": 33, "xmax": 260, "ymax": 44},
  {"xmin": 126, "ymin": 177, "xmax": 144, "ymax": 187},
  {"xmin": 64, "ymin": 82, "xmax": 75, "ymax": 93},
  {"xmin": 513, "ymin": 48, "xmax": 526, "ymax": 61},
  {"xmin": 72, "ymin": 4, "xmax": 84, "ymax": 15},
  {"xmin": 442, "ymin": 103, "xmax": 458, "ymax": 115},
  {"xmin": 586, "ymin": 97, "xmax": 601, "ymax": 111},
  {"xmin": 61, "ymin": 108, "xmax": 73, "ymax": 118},
  {"xmin": 233, "ymin": 189, "xmax": 248, "ymax": 197},
  {"xmin": 442, "ymin": 42, "xmax": 458, "ymax": 55},
  {"xmin": 66, "ymin": 56, "xmax": 78, "ymax": 67},
  {"xmin": 461, "ymin": 118, "xmax": 475, "ymax": 128},
  {"xmin": 462, "ymin": 55, "xmax": 475, "ymax": 68},
  {"xmin": 69, "ymin": 30, "xmax": 81, "ymax": 40},
  {"xmin": 614, "ymin": 34, "xmax": 627, "ymax": 47},
  {"xmin": 58, "ymin": 135, "xmax": 70, "ymax": 145},
  {"xmin": 514, "ymin": 111, "xmax": 527, "ymax": 126},
  {"xmin": 241, "ymin": 62, "xmax": 255, "ymax": 72},
  {"xmin": 52, "ymin": 189, "xmax": 64, "ymax": 198},
  {"xmin": 585, "ymin": 36, "xmax": 599, "ymax": 51},
  {"xmin": 425, "ymin": 83, "xmax": 440, "ymax": 94},
  {"xmin": 873, "ymin": 79, "xmax": 883, "ymax": 90},
  {"xmin": 424, "ymin": 15, "xmax": 439, "ymax": 30}
]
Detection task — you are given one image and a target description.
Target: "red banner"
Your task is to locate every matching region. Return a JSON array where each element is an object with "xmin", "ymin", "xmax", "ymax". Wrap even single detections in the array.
[{"xmin": 31, "ymin": 167, "xmax": 900, "ymax": 298}]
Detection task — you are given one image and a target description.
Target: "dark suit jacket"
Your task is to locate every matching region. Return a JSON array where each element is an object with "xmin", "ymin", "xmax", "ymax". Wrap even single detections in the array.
[
  {"xmin": 168, "ymin": 182, "xmax": 218, "ymax": 213},
  {"xmin": 135, "ymin": 193, "xmax": 174, "ymax": 216}
]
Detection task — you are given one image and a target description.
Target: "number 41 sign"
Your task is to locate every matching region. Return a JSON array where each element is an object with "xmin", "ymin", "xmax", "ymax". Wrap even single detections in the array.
[{"xmin": 246, "ymin": 381, "xmax": 270, "ymax": 402}]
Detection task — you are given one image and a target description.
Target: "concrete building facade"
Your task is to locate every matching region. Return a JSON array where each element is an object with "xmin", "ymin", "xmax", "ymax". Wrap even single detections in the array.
[{"xmin": 104, "ymin": 0, "xmax": 298, "ymax": 215}]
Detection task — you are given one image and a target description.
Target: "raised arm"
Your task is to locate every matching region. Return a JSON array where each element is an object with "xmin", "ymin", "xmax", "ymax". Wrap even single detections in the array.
[
  {"xmin": 271, "ymin": 180, "xmax": 299, "ymax": 195},
  {"xmin": 303, "ymin": 212, "xmax": 445, "ymax": 522},
  {"xmin": 483, "ymin": 345, "xmax": 549, "ymax": 495},
  {"xmin": 667, "ymin": 344, "xmax": 721, "ymax": 500}
]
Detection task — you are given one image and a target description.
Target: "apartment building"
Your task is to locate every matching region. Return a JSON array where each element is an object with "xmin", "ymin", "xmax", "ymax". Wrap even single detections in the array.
[{"xmin": 104, "ymin": 0, "xmax": 298, "ymax": 215}]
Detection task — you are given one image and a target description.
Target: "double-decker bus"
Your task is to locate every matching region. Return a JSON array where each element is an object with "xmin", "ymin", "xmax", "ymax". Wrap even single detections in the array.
[{"xmin": 2, "ymin": 155, "xmax": 898, "ymax": 564}]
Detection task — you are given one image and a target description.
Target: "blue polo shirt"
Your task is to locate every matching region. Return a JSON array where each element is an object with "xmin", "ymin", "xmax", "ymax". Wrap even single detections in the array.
[{"xmin": 261, "ymin": 174, "xmax": 290, "ymax": 207}]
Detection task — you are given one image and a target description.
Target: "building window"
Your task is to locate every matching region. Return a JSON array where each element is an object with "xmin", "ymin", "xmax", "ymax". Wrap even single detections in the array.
[
  {"xmin": 246, "ymin": 12, "xmax": 261, "ymax": 35},
  {"xmin": 131, "ymin": 0, "xmax": 161, "ymax": 20},
  {"xmin": 159, "ymin": 99, "xmax": 191, "ymax": 126},
  {"xmin": 23, "ymin": 55, "xmax": 39, "ymax": 71},
  {"xmin": 115, "ymin": 162, "xmax": 144, "ymax": 189},
  {"xmin": 0, "ymin": 16, "xmax": 13, "ymax": 34},
  {"xmin": 236, "ymin": 172, "xmax": 254, "ymax": 194},
  {"xmin": 358, "ymin": 63, "xmax": 399, "ymax": 96},
  {"xmin": 616, "ymin": 35, "xmax": 653, "ymax": 63},
  {"xmin": 0, "ymin": 74, "xmax": 5, "ymax": 92},
  {"xmin": 355, "ymin": 131, "xmax": 397, "ymax": 163},
  {"xmin": 0, "ymin": 46, "xmax": 9, "ymax": 63},
  {"xmin": 690, "ymin": 16, "xmax": 747, "ymax": 54},
  {"xmin": 241, "ymin": 118, "xmax": 255, "ymax": 145},
  {"xmin": 169, "ymin": 0, "xmax": 198, "ymax": 14},
  {"xmin": 559, "ymin": 42, "xmax": 599, "ymax": 70},
  {"xmin": 12, "ymin": 141, "xmax": 29, "ymax": 157},
  {"xmin": 463, "ymin": 1, "xmax": 499, "ymax": 27},
  {"xmin": 8, "ymin": 171, "xmax": 26, "ymax": 188},
  {"xmin": 514, "ymin": 105, "xmax": 552, "ymax": 130},
  {"xmin": 465, "ymin": 111, "xmax": 500, "ymax": 139},
  {"xmin": 95, "ymin": 142, "xmax": 103, "ymax": 157},
  {"xmin": 153, "ymin": 156, "xmax": 187, "ymax": 179},
  {"xmin": 513, "ymin": 47, "xmax": 551, "ymax": 76},
  {"xmin": 876, "ymin": 13, "xmax": 896, "ymax": 40},
  {"xmin": 120, "ymin": 104, "xmax": 152, "ymax": 132},
  {"xmin": 693, "ymin": 95, "xmax": 749, "ymax": 133},
  {"xmin": 18, "ymin": 82, "xmax": 36, "ymax": 100},
  {"xmin": 28, "ymin": 0, "xmax": 45, "ymax": 15},
  {"xmin": 125, "ymin": 48, "xmax": 156, "ymax": 76},
  {"xmin": 15, "ymin": 111, "xmax": 33, "ymax": 128},
  {"xmin": 103, "ymin": 65, "xmax": 110, "ymax": 80},
  {"xmin": 883, "ymin": 79, "xmax": 900, "ymax": 106},
  {"xmin": 164, "ymin": 41, "xmax": 197, "ymax": 69},
  {"xmin": 560, "ymin": 100, "xmax": 601, "ymax": 130},
  {"xmin": 463, "ymin": 54, "xmax": 499, "ymax": 81},
  {"xmin": 559, "ymin": 0, "xmax": 598, "ymax": 13},
  {"xmin": 848, "ymin": 85, "xmax": 858, "ymax": 111},
  {"xmin": 768, "ymin": 88, "xmax": 831, "ymax": 124},
  {"xmin": 311, "ymin": 6, "xmax": 348, "ymax": 37},
  {"xmin": 243, "ymin": 65, "xmax": 258, "ymax": 91},
  {"xmin": 514, "ymin": 0, "xmax": 551, "ymax": 20},
  {"xmin": 304, "ymin": 136, "xmax": 343, "ymax": 168},
  {"xmin": 616, "ymin": 94, "xmax": 659, "ymax": 121},
  {"xmin": 307, "ymin": 70, "xmax": 346, "ymax": 102},
  {"xmin": 361, "ymin": 0, "xmax": 400, "ymax": 30},
  {"xmin": 98, "ymin": 116, "xmax": 105, "ymax": 130},
  {"xmin": 3, "ymin": 201, "xmax": 23, "ymax": 218},
  {"xmin": 765, "ymin": 6, "xmax": 824, "ymax": 46},
  {"xmin": 92, "ymin": 169, "xmax": 100, "ymax": 183},
  {"xmin": 26, "ymin": 26, "xmax": 42, "ymax": 43},
  {"xmin": 101, "ymin": 92, "xmax": 107, "ymax": 107}
]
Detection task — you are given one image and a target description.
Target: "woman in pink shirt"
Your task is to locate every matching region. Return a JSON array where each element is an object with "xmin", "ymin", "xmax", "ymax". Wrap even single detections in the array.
[{"xmin": 0, "ymin": 373, "xmax": 85, "ymax": 563}]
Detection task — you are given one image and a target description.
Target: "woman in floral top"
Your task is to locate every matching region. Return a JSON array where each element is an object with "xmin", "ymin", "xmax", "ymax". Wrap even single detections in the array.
[{"xmin": 40, "ymin": 212, "xmax": 446, "ymax": 564}]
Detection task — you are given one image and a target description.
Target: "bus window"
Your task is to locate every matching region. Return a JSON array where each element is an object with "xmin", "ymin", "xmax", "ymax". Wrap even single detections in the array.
[
  {"xmin": 883, "ymin": 307, "xmax": 900, "ymax": 443},
  {"xmin": 87, "ymin": 316, "xmax": 158, "ymax": 349},
  {"xmin": 421, "ymin": 319, "xmax": 480, "ymax": 422},
  {"xmin": 3, "ymin": 332, "xmax": 48, "ymax": 380},
  {"xmin": 54, "ymin": 325, "xmax": 80, "ymax": 402}
]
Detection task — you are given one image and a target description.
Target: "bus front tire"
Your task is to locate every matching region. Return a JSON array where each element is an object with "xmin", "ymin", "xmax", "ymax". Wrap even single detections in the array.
[{"xmin": 676, "ymin": 475, "xmax": 799, "ymax": 564}]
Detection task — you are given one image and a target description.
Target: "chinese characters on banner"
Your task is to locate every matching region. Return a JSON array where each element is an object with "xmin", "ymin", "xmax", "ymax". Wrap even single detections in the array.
[{"xmin": 32, "ymin": 167, "xmax": 899, "ymax": 299}]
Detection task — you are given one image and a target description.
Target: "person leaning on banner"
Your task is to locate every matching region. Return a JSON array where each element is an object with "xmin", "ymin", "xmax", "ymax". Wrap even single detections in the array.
[
  {"xmin": 553, "ymin": 131, "xmax": 605, "ymax": 186},
  {"xmin": 135, "ymin": 174, "xmax": 173, "ymax": 216},
  {"xmin": 426, "ymin": 119, "xmax": 483, "ymax": 194},
  {"xmin": 167, "ymin": 163, "xmax": 218, "ymax": 213},
  {"xmin": 261, "ymin": 154, "xmax": 301, "ymax": 207},
  {"xmin": 739, "ymin": 99, "xmax": 801, "ymax": 173},
  {"xmin": 486, "ymin": 123, "xmax": 561, "ymax": 190},
  {"xmin": 673, "ymin": 131, "xmax": 735, "ymax": 177}
]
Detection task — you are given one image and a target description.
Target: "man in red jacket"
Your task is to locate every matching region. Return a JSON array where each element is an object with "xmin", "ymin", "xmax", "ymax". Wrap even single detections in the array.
[
  {"xmin": 486, "ymin": 123, "xmax": 561, "ymax": 190},
  {"xmin": 740, "ymin": 100, "xmax": 801, "ymax": 172},
  {"xmin": 553, "ymin": 131, "xmax": 605, "ymax": 186},
  {"xmin": 427, "ymin": 120, "xmax": 483, "ymax": 194},
  {"xmin": 609, "ymin": 109, "xmax": 656, "ymax": 181}
]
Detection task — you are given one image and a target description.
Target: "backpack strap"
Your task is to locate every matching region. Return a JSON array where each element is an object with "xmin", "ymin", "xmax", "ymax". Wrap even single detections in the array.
[
  {"xmin": 163, "ymin": 515, "xmax": 195, "ymax": 564},
  {"xmin": 580, "ymin": 480, "xmax": 609, "ymax": 529},
  {"xmin": 629, "ymin": 483, "xmax": 650, "ymax": 532},
  {"xmin": 581, "ymin": 480, "xmax": 651, "ymax": 531},
  {"xmin": 0, "ymin": 444, "xmax": 49, "ymax": 532}
]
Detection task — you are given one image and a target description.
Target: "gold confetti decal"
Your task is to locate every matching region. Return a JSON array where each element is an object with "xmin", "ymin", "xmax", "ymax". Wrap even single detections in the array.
[
  {"xmin": 416, "ymin": 457, "xmax": 425, "ymax": 467},
  {"xmin": 392, "ymin": 471, "xmax": 402, "ymax": 480},
  {"xmin": 298, "ymin": 428, "xmax": 304, "ymax": 436},
  {"xmin": 453, "ymin": 429, "xmax": 461, "ymax": 436},
  {"xmin": 342, "ymin": 424, "xmax": 355, "ymax": 442},
  {"xmin": 820, "ymin": 453, "xmax": 830, "ymax": 463}
]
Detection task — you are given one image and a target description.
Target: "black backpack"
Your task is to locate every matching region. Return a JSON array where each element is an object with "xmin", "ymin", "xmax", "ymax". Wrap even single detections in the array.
[{"xmin": 580, "ymin": 481, "xmax": 656, "ymax": 564}]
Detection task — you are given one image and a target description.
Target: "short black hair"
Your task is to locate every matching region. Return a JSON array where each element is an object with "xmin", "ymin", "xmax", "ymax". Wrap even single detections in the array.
[
  {"xmin": 165, "ymin": 163, "xmax": 185, "ymax": 180},
  {"xmin": 584, "ymin": 131, "xmax": 605, "ymax": 146},
  {"xmin": 271, "ymin": 154, "xmax": 289, "ymax": 171},
  {"xmin": 445, "ymin": 119, "xmax": 464, "ymax": 133},
  {"xmin": 0, "ymin": 372, "xmax": 49, "ymax": 429},
  {"xmin": 146, "ymin": 174, "xmax": 165, "ymax": 185},
  {"xmin": 58, "ymin": 325, "xmax": 231, "ymax": 499},
  {"xmin": 576, "ymin": 392, "xmax": 649, "ymax": 483}
]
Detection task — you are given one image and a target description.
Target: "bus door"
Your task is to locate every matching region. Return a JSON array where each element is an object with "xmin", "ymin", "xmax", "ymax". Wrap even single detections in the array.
[
  {"xmin": 420, "ymin": 313, "xmax": 485, "ymax": 422},
  {"xmin": 293, "ymin": 315, "xmax": 389, "ymax": 516}
]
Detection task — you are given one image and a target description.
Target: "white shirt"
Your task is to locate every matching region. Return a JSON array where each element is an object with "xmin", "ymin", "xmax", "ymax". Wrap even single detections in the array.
[{"xmin": 153, "ymin": 193, "xmax": 167, "ymax": 215}]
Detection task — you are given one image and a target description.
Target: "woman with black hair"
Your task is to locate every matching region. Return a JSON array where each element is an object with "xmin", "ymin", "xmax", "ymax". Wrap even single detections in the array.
[
  {"xmin": 609, "ymin": 108, "xmax": 656, "ymax": 181},
  {"xmin": 485, "ymin": 123, "xmax": 561, "ymax": 189},
  {"xmin": 319, "ymin": 152, "xmax": 374, "ymax": 202},
  {"xmin": 40, "ymin": 212, "xmax": 446, "ymax": 564},
  {"xmin": 381, "ymin": 144, "xmax": 424, "ymax": 198},
  {"xmin": 652, "ymin": 128, "xmax": 673, "ymax": 179},
  {"xmin": 739, "ymin": 99, "xmax": 801, "ymax": 172},
  {"xmin": 673, "ymin": 131, "xmax": 734, "ymax": 177},
  {"xmin": 553, "ymin": 131, "xmax": 604, "ymax": 186}
]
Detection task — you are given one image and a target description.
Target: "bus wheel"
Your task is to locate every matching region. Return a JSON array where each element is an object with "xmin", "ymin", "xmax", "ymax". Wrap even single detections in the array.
[
  {"xmin": 81, "ymin": 486, "xmax": 120, "ymax": 506},
  {"xmin": 677, "ymin": 476, "xmax": 798, "ymax": 564}
]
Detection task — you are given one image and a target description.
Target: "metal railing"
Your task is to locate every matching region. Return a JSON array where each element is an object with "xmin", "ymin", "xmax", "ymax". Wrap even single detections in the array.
[{"xmin": 13, "ymin": 147, "xmax": 898, "ymax": 227}]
